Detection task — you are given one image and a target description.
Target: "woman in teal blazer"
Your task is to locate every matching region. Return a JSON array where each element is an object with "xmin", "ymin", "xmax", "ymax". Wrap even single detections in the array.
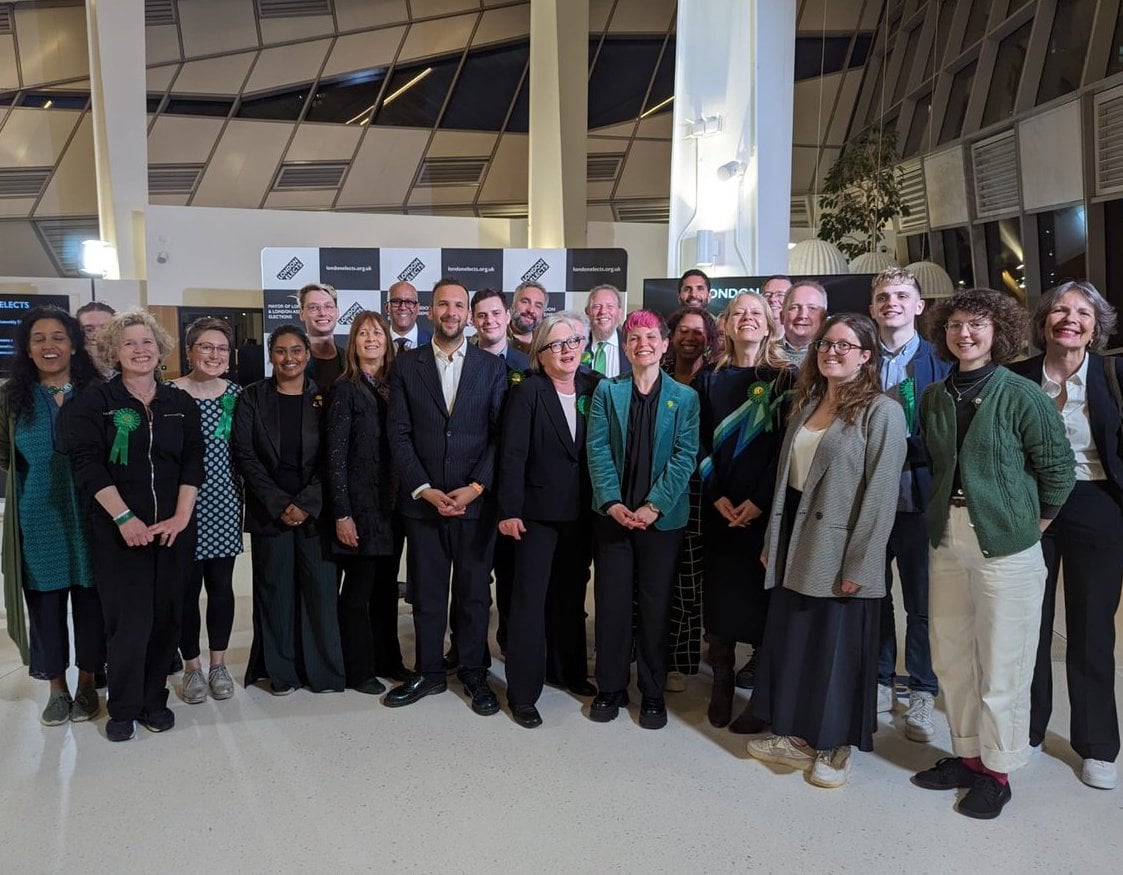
[{"xmin": 586, "ymin": 309, "xmax": 699, "ymax": 730}]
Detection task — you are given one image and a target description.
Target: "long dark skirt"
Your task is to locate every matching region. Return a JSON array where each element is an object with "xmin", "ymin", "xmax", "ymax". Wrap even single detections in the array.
[
  {"xmin": 702, "ymin": 508, "xmax": 770, "ymax": 645},
  {"xmin": 750, "ymin": 485, "xmax": 880, "ymax": 751}
]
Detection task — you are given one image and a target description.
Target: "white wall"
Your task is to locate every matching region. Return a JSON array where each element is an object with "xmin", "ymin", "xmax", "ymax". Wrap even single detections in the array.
[{"xmin": 0, "ymin": 277, "xmax": 142, "ymax": 312}]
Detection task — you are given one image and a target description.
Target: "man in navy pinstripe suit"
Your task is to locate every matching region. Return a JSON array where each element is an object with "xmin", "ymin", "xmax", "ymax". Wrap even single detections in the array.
[{"xmin": 384, "ymin": 279, "xmax": 508, "ymax": 715}]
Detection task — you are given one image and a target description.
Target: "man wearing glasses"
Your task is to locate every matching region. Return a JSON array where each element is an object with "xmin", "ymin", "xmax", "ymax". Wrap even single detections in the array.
[
  {"xmin": 760, "ymin": 274, "xmax": 792, "ymax": 333},
  {"xmin": 298, "ymin": 282, "xmax": 345, "ymax": 388},
  {"xmin": 386, "ymin": 281, "xmax": 432, "ymax": 354}
]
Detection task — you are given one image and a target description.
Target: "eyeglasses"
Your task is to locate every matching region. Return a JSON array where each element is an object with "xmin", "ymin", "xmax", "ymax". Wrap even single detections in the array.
[
  {"xmin": 812, "ymin": 339, "xmax": 862, "ymax": 354},
  {"xmin": 388, "ymin": 298, "xmax": 419, "ymax": 309},
  {"xmin": 81, "ymin": 325, "xmax": 99, "ymax": 337},
  {"xmin": 193, "ymin": 342, "xmax": 231, "ymax": 355},
  {"xmin": 944, "ymin": 319, "xmax": 991, "ymax": 333},
  {"xmin": 303, "ymin": 303, "xmax": 336, "ymax": 314},
  {"xmin": 538, "ymin": 336, "xmax": 583, "ymax": 354}
]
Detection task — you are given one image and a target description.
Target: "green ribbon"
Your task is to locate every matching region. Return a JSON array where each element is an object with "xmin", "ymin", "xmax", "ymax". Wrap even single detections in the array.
[
  {"xmin": 577, "ymin": 394, "xmax": 590, "ymax": 417},
  {"xmin": 214, "ymin": 392, "xmax": 237, "ymax": 441},
  {"xmin": 899, "ymin": 376, "xmax": 916, "ymax": 433},
  {"xmin": 109, "ymin": 408, "xmax": 141, "ymax": 465}
]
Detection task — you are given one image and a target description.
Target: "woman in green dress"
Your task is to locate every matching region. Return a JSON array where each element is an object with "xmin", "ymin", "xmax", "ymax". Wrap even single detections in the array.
[{"xmin": 1, "ymin": 306, "xmax": 104, "ymax": 725}]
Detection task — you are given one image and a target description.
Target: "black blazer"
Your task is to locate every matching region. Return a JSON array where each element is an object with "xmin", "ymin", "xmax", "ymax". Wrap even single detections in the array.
[
  {"xmin": 233, "ymin": 376, "xmax": 326, "ymax": 535},
  {"xmin": 1010, "ymin": 353, "xmax": 1123, "ymax": 502},
  {"xmin": 324, "ymin": 377, "xmax": 394, "ymax": 557},
  {"xmin": 388, "ymin": 342, "xmax": 507, "ymax": 521},
  {"xmin": 498, "ymin": 368, "xmax": 601, "ymax": 522}
]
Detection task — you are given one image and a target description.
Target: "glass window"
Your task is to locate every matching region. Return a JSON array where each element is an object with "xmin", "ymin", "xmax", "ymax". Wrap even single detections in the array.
[
  {"xmin": 1108, "ymin": 8, "xmax": 1123, "ymax": 77},
  {"xmin": 941, "ymin": 226, "xmax": 975, "ymax": 290},
  {"xmin": 441, "ymin": 42, "xmax": 528, "ymax": 131},
  {"xmin": 146, "ymin": 94, "xmax": 164, "ymax": 113},
  {"xmin": 795, "ymin": 36, "xmax": 853, "ymax": 80},
  {"xmin": 903, "ymin": 90, "xmax": 932, "ymax": 157},
  {"xmin": 983, "ymin": 217, "xmax": 1025, "ymax": 294},
  {"xmin": 375, "ymin": 56, "xmax": 460, "ymax": 128},
  {"xmin": 305, "ymin": 69, "xmax": 387, "ymax": 124},
  {"xmin": 1037, "ymin": 0, "xmax": 1096, "ymax": 105},
  {"xmin": 905, "ymin": 233, "xmax": 930, "ymax": 263},
  {"xmin": 1006, "ymin": 0, "xmax": 1034, "ymax": 14},
  {"xmin": 588, "ymin": 38, "xmax": 664, "ymax": 129},
  {"xmin": 851, "ymin": 33, "xmax": 874, "ymax": 68},
  {"xmin": 939, "ymin": 60, "xmax": 976, "ymax": 144},
  {"xmin": 981, "ymin": 20, "xmax": 1033, "ymax": 127},
  {"xmin": 1037, "ymin": 205, "xmax": 1087, "ymax": 289},
  {"xmin": 20, "ymin": 93, "xmax": 88, "ymax": 110},
  {"xmin": 924, "ymin": 0, "xmax": 957, "ymax": 82},
  {"xmin": 643, "ymin": 38, "xmax": 675, "ymax": 117},
  {"xmin": 1103, "ymin": 201, "xmax": 1123, "ymax": 346},
  {"xmin": 237, "ymin": 85, "xmax": 312, "ymax": 121},
  {"xmin": 506, "ymin": 76, "xmax": 528, "ymax": 133},
  {"xmin": 962, "ymin": 3, "xmax": 991, "ymax": 50},
  {"xmin": 892, "ymin": 26, "xmax": 923, "ymax": 105},
  {"xmin": 865, "ymin": 53, "xmax": 889, "ymax": 124},
  {"xmin": 164, "ymin": 97, "xmax": 234, "ymax": 118}
]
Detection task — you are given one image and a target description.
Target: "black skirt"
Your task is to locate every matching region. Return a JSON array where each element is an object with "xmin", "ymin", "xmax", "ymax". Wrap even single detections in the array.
[{"xmin": 750, "ymin": 486, "xmax": 880, "ymax": 751}]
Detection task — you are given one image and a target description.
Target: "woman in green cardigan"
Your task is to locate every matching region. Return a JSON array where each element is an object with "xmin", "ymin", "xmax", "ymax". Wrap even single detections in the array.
[
  {"xmin": 1, "ymin": 306, "xmax": 104, "ymax": 726},
  {"xmin": 913, "ymin": 289, "xmax": 1075, "ymax": 820}
]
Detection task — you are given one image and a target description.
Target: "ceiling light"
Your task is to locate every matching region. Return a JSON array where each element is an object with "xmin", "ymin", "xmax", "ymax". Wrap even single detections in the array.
[
  {"xmin": 383, "ymin": 67, "xmax": 432, "ymax": 106},
  {"xmin": 640, "ymin": 96, "xmax": 673, "ymax": 119}
]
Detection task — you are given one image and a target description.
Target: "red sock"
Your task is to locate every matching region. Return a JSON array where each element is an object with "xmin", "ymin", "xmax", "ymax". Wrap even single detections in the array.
[{"xmin": 962, "ymin": 757, "xmax": 1008, "ymax": 784}]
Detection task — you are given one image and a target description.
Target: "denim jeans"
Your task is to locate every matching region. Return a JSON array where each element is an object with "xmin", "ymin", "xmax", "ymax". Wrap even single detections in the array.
[{"xmin": 877, "ymin": 510, "xmax": 938, "ymax": 694}]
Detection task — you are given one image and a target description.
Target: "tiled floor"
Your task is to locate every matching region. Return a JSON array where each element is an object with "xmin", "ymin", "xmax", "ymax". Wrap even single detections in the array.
[{"xmin": 0, "ymin": 556, "xmax": 1120, "ymax": 873}]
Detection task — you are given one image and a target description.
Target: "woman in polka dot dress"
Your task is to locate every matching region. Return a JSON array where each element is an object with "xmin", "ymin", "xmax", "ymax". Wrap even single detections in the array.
[{"xmin": 172, "ymin": 317, "xmax": 244, "ymax": 704}]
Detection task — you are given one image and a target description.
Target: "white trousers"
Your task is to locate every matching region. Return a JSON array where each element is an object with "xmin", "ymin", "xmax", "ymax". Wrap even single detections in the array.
[{"xmin": 928, "ymin": 507, "xmax": 1046, "ymax": 773}]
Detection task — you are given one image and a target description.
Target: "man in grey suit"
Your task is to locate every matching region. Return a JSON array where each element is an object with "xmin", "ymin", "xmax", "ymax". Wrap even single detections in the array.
[{"xmin": 385, "ymin": 279, "xmax": 508, "ymax": 714}]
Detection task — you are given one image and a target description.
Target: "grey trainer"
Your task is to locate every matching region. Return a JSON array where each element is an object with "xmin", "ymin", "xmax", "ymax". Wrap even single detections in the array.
[
  {"xmin": 181, "ymin": 668, "xmax": 208, "ymax": 704},
  {"xmin": 208, "ymin": 665, "xmax": 235, "ymax": 700},
  {"xmin": 70, "ymin": 684, "xmax": 100, "ymax": 722},
  {"xmin": 41, "ymin": 689, "xmax": 72, "ymax": 726}
]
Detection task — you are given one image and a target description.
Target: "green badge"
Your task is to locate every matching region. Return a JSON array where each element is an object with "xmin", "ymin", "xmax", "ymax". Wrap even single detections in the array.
[{"xmin": 109, "ymin": 408, "xmax": 141, "ymax": 465}]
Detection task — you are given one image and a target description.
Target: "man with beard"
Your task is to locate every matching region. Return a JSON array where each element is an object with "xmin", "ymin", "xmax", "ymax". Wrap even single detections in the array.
[
  {"xmin": 508, "ymin": 281, "xmax": 548, "ymax": 355},
  {"xmin": 386, "ymin": 279, "xmax": 507, "ymax": 715},
  {"xmin": 678, "ymin": 269, "xmax": 712, "ymax": 308},
  {"xmin": 780, "ymin": 280, "xmax": 828, "ymax": 365},
  {"xmin": 299, "ymin": 282, "xmax": 345, "ymax": 387},
  {"xmin": 584, "ymin": 284, "xmax": 631, "ymax": 378},
  {"xmin": 386, "ymin": 281, "xmax": 432, "ymax": 354}
]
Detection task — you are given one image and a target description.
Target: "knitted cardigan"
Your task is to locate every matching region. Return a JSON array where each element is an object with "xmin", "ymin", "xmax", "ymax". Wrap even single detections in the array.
[{"xmin": 920, "ymin": 366, "xmax": 1075, "ymax": 558}]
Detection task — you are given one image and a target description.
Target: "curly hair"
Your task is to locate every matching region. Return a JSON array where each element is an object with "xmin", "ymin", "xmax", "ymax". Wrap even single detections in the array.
[
  {"xmin": 5, "ymin": 306, "xmax": 100, "ymax": 422},
  {"xmin": 96, "ymin": 308, "xmax": 175, "ymax": 372},
  {"xmin": 713, "ymin": 292, "xmax": 789, "ymax": 371},
  {"xmin": 791, "ymin": 313, "xmax": 883, "ymax": 426},
  {"xmin": 1030, "ymin": 280, "xmax": 1117, "ymax": 352},
  {"xmin": 925, "ymin": 288, "xmax": 1028, "ymax": 364},
  {"xmin": 664, "ymin": 306, "xmax": 718, "ymax": 368},
  {"xmin": 340, "ymin": 310, "xmax": 394, "ymax": 384}
]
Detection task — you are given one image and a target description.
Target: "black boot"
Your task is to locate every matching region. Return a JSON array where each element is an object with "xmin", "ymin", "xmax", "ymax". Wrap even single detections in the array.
[{"xmin": 707, "ymin": 640, "xmax": 736, "ymax": 728}]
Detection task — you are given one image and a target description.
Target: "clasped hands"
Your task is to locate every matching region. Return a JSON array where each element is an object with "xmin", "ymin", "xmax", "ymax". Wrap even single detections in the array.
[
  {"xmin": 119, "ymin": 512, "xmax": 192, "ymax": 548},
  {"xmin": 713, "ymin": 496, "xmax": 762, "ymax": 528},
  {"xmin": 421, "ymin": 485, "xmax": 479, "ymax": 517},
  {"xmin": 607, "ymin": 502, "xmax": 658, "ymax": 530}
]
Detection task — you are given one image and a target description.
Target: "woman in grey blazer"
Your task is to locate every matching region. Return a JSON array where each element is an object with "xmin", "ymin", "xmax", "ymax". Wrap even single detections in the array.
[{"xmin": 746, "ymin": 313, "xmax": 906, "ymax": 788}]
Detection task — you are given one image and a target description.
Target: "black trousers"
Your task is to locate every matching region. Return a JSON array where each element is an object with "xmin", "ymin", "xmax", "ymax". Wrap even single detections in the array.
[
  {"xmin": 592, "ymin": 515, "xmax": 683, "ymax": 698},
  {"xmin": 25, "ymin": 586, "xmax": 105, "ymax": 681},
  {"xmin": 1031, "ymin": 480, "xmax": 1123, "ymax": 761},
  {"xmin": 405, "ymin": 516, "xmax": 495, "ymax": 676},
  {"xmin": 92, "ymin": 524, "xmax": 195, "ymax": 721},
  {"xmin": 493, "ymin": 533, "xmax": 516, "ymax": 652},
  {"xmin": 245, "ymin": 529, "xmax": 345, "ymax": 693},
  {"xmin": 179, "ymin": 556, "xmax": 237, "ymax": 661},
  {"xmin": 505, "ymin": 519, "xmax": 591, "ymax": 708},
  {"xmin": 338, "ymin": 554, "xmax": 405, "ymax": 685}
]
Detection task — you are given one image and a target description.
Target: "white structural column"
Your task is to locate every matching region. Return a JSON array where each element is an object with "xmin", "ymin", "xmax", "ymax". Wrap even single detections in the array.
[
  {"xmin": 85, "ymin": 0, "xmax": 148, "ymax": 280},
  {"xmin": 667, "ymin": 1, "xmax": 796, "ymax": 277},
  {"xmin": 528, "ymin": 0, "xmax": 588, "ymax": 248}
]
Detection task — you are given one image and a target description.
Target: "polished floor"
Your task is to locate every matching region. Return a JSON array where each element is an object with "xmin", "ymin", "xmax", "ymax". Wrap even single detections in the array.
[{"xmin": 0, "ymin": 554, "xmax": 1120, "ymax": 873}]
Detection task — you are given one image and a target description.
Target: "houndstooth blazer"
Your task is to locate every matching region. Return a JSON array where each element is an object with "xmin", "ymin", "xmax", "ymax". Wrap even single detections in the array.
[{"xmin": 762, "ymin": 393, "xmax": 907, "ymax": 599}]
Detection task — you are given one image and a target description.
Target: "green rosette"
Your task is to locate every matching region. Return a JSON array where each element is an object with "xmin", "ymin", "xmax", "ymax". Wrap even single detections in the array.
[
  {"xmin": 577, "ymin": 394, "xmax": 590, "ymax": 417},
  {"xmin": 214, "ymin": 391, "xmax": 237, "ymax": 441},
  {"xmin": 899, "ymin": 376, "xmax": 916, "ymax": 432},
  {"xmin": 109, "ymin": 408, "xmax": 141, "ymax": 465}
]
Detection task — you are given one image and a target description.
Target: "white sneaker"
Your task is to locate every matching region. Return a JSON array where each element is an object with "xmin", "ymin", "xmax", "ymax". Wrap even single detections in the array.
[
  {"xmin": 877, "ymin": 683, "xmax": 895, "ymax": 714},
  {"xmin": 905, "ymin": 690, "xmax": 936, "ymax": 742},
  {"xmin": 809, "ymin": 746, "xmax": 852, "ymax": 788},
  {"xmin": 1081, "ymin": 758, "xmax": 1117, "ymax": 790},
  {"xmin": 664, "ymin": 671, "xmax": 687, "ymax": 693},
  {"xmin": 746, "ymin": 735, "xmax": 815, "ymax": 771}
]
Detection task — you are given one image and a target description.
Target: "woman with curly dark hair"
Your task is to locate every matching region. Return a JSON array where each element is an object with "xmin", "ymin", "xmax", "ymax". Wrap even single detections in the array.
[
  {"xmin": 325, "ymin": 311, "xmax": 406, "ymax": 694},
  {"xmin": 745, "ymin": 313, "xmax": 906, "ymax": 789},
  {"xmin": 912, "ymin": 289, "xmax": 1075, "ymax": 819},
  {"xmin": 1, "ymin": 306, "xmax": 104, "ymax": 726}
]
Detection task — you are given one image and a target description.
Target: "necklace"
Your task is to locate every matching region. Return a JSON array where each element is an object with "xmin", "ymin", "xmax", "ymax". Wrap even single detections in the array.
[
  {"xmin": 40, "ymin": 382, "xmax": 72, "ymax": 396},
  {"xmin": 949, "ymin": 369, "xmax": 997, "ymax": 403}
]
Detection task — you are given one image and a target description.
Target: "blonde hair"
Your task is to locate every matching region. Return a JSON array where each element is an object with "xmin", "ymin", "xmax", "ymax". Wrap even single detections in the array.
[
  {"xmin": 713, "ymin": 293, "xmax": 789, "ymax": 371},
  {"xmin": 97, "ymin": 308, "xmax": 174, "ymax": 372}
]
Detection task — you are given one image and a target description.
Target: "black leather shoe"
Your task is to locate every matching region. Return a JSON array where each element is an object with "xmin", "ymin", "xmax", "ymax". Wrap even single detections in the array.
[
  {"xmin": 510, "ymin": 704, "xmax": 542, "ymax": 729},
  {"xmin": 383, "ymin": 673, "xmax": 447, "ymax": 708},
  {"xmin": 566, "ymin": 678, "xmax": 598, "ymax": 697},
  {"xmin": 639, "ymin": 696, "xmax": 667, "ymax": 730},
  {"xmin": 589, "ymin": 690, "xmax": 629, "ymax": 722},
  {"xmin": 354, "ymin": 677, "xmax": 387, "ymax": 695},
  {"xmin": 460, "ymin": 669, "xmax": 500, "ymax": 716}
]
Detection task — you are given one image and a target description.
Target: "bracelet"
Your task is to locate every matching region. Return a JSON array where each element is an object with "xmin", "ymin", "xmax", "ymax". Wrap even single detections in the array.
[
  {"xmin": 113, "ymin": 510, "xmax": 135, "ymax": 526},
  {"xmin": 469, "ymin": 481, "xmax": 484, "ymax": 496},
  {"xmin": 336, "ymin": 516, "xmax": 351, "ymax": 522}
]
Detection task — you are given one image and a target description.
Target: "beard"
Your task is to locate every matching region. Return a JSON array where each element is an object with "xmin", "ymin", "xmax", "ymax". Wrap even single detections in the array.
[{"xmin": 511, "ymin": 311, "xmax": 539, "ymax": 335}]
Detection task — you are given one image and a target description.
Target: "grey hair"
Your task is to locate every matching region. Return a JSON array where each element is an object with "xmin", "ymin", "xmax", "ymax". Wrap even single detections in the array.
[
  {"xmin": 1031, "ymin": 280, "xmax": 1117, "ymax": 352},
  {"xmin": 585, "ymin": 284, "xmax": 623, "ymax": 309},
  {"xmin": 528, "ymin": 310, "xmax": 589, "ymax": 372}
]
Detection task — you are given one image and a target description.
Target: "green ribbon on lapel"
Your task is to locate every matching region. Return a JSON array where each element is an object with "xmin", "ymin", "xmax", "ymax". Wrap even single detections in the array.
[
  {"xmin": 899, "ymin": 376, "xmax": 916, "ymax": 431},
  {"xmin": 214, "ymin": 391, "xmax": 237, "ymax": 442},
  {"xmin": 109, "ymin": 408, "xmax": 141, "ymax": 465}
]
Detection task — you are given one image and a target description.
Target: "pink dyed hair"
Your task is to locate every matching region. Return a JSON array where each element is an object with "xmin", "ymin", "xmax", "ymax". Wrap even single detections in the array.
[{"xmin": 622, "ymin": 309, "xmax": 668, "ymax": 339}]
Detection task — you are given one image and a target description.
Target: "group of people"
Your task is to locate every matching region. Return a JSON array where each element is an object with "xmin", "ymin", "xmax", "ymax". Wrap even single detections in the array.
[{"xmin": 1, "ymin": 266, "xmax": 1119, "ymax": 822}]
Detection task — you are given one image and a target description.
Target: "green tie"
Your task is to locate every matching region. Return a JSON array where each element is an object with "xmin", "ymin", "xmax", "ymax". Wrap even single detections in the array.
[{"xmin": 593, "ymin": 341, "xmax": 607, "ymax": 374}]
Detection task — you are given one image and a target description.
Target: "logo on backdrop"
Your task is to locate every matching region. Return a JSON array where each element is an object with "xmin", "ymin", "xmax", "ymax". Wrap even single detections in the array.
[
  {"xmin": 338, "ymin": 302, "xmax": 365, "ymax": 326},
  {"xmin": 521, "ymin": 258, "xmax": 551, "ymax": 284},
  {"xmin": 277, "ymin": 257, "xmax": 304, "ymax": 281},
  {"xmin": 398, "ymin": 258, "xmax": 426, "ymax": 284}
]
